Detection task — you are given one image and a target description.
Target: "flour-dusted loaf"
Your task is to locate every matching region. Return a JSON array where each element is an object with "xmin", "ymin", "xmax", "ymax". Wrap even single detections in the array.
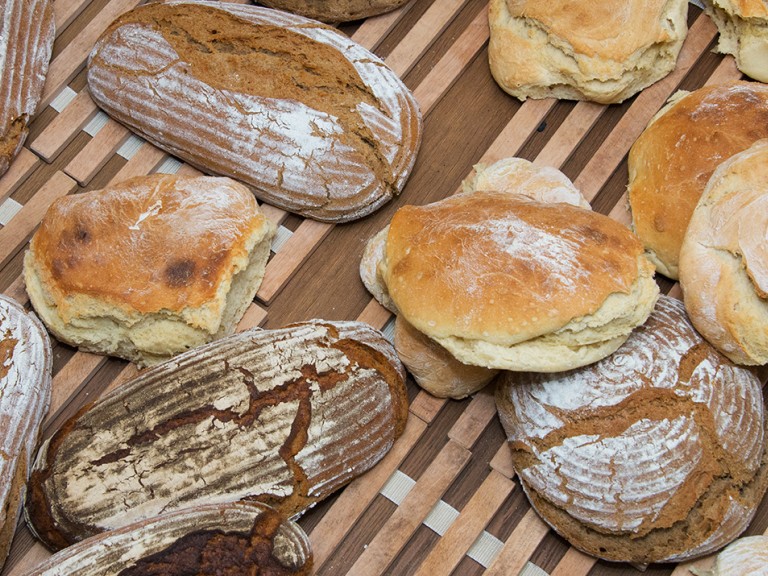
[
  {"xmin": 25, "ymin": 320, "xmax": 407, "ymax": 550},
  {"xmin": 496, "ymin": 295, "xmax": 768, "ymax": 564},
  {"xmin": 24, "ymin": 174, "xmax": 275, "ymax": 367},
  {"xmin": 627, "ymin": 81, "xmax": 768, "ymax": 279},
  {"xmin": 488, "ymin": 0, "xmax": 688, "ymax": 103},
  {"xmin": 257, "ymin": 0, "xmax": 412, "ymax": 23},
  {"xmin": 703, "ymin": 0, "xmax": 768, "ymax": 82},
  {"xmin": 679, "ymin": 138, "xmax": 768, "ymax": 365},
  {"xmin": 86, "ymin": 0, "xmax": 422, "ymax": 223},
  {"xmin": 0, "ymin": 295, "xmax": 52, "ymax": 571},
  {"xmin": 0, "ymin": 0, "xmax": 55, "ymax": 178},
  {"xmin": 21, "ymin": 502, "xmax": 312, "ymax": 576},
  {"xmin": 691, "ymin": 535, "xmax": 768, "ymax": 576}
]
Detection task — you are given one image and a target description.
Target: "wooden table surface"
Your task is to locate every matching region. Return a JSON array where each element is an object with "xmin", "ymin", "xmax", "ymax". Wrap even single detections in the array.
[{"xmin": 1, "ymin": 1, "xmax": 766, "ymax": 575}]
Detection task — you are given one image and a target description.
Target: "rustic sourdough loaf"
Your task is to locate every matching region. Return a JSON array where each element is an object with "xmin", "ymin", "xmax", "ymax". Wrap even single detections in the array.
[
  {"xmin": 24, "ymin": 174, "xmax": 275, "ymax": 368},
  {"xmin": 86, "ymin": 0, "xmax": 422, "ymax": 223},
  {"xmin": 703, "ymin": 0, "xmax": 768, "ymax": 82},
  {"xmin": 21, "ymin": 502, "xmax": 312, "ymax": 576},
  {"xmin": 679, "ymin": 138, "xmax": 768, "ymax": 366},
  {"xmin": 496, "ymin": 295, "xmax": 768, "ymax": 564},
  {"xmin": 488, "ymin": 0, "xmax": 688, "ymax": 103},
  {"xmin": 627, "ymin": 81, "xmax": 768, "ymax": 280},
  {"xmin": 25, "ymin": 320, "xmax": 408, "ymax": 550},
  {"xmin": 0, "ymin": 295, "xmax": 52, "ymax": 571},
  {"xmin": 691, "ymin": 535, "xmax": 768, "ymax": 576},
  {"xmin": 257, "ymin": 0, "xmax": 412, "ymax": 23},
  {"xmin": 0, "ymin": 0, "xmax": 55, "ymax": 178}
]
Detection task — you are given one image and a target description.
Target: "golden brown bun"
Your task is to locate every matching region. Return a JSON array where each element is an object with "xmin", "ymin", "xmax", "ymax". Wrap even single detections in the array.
[
  {"xmin": 381, "ymin": 191, "xmax": 659, "ymax": 372},
  {"xmin": 257, "ymin": 0, "xmax": 411, "ymax": 22},
  {"xmin": 679, "ymin": 139, "xmax": 768, "ymax": 365},
  {"xmin": 496, "ymin": 295, "xmax": 768, "ymax": 564},
  {"xmin": 628, "ymin": 81, "xmax": 768, "ymax": 279},
  {"xmin": 0, "ymin": 0, "xmax": 55, "ymax": 177},
  {"xmin": 488, "ymin": 0, "xmax": 688, "ymax": 103},
  {"xmin": 704, "ymin": 0, "xmax": 768, "ymax": 82},
  {"xmin": 24, "ymin": 174, "xmax": 275, "ymax": 367}
]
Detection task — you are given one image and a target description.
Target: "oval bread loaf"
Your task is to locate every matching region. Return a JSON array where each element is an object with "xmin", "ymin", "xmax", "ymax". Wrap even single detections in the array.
[
  {"xmin": 21, "ymin": 502, "xmax": 312, "ymax": 576},
  {"xmin": 25, "ymin": 320, "xmax": 407, "ymax": 550},
  {"xmin": 86, "ymin": 0, "xmax": 422, "ymax": 223},
  {"xmin": 0, "ymin": 295, "xmax": 52, "ymax": 571},
  {"xmin": 257, "ymin": 0, "xmax": 412, "ymax": 23}
]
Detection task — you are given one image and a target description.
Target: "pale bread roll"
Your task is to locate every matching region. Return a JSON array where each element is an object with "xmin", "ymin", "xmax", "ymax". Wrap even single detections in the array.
[
  {"xmin": 24, "ymin": 175, "xmax": 275, "ymax": 367},
  {"xmin": 691, "ymin": 535, "xmax": 768, "ymax": 576},
  {"xmin": 703, "ymin": 0, "xmax": 768, "ymax": 82},
  {"xmin": 488, "ymin": 0, "xmax": 688, "ymax": 103},
  {"xmin": 627, "ymin": 81, "xmax": 768, "ymax": 279},
  {"xmin": 496, "ymin": 295, "xmax": 768, "ymax": 564},
  {"xmin": 679, "ymin": 139, "xmax": 768, "ymax": 365}
]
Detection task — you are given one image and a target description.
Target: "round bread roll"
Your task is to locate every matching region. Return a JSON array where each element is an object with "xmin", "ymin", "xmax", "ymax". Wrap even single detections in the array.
[
  {"xmin": 381, "ymin": 191, "xmax": 659, "ymax": 372},
  {"xmin": 496, "ymin": 295, "xmax": 768, "ymax": 564},
  {"xmin": 692, "ymin": 535, "xmax": 768, "ymax": 576},
  {"xmin": 627, "ymin": 81, "xmax": 768, "ymax": 279},
  {"xmin": 24, "ymin": 174, "xmax": 276, "ymax": 367},
  {"xmin": 703, "ymin": 0, "xmax": 768, "ymax": 82},
  {"xmin": 488, "ymin": 0, "xmax": 688, "ymax": 103},
  {"xmin": 679, "ymin": 139, "xmax": 768, "ymax": 366}
]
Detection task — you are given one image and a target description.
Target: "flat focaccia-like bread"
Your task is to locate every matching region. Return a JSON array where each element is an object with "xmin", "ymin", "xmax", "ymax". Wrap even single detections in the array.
[
  {"xmin": 25, "ymin": 320, "xmax": 407, "ymax": 551},
  {"xmin": 86, "ymin": 0, "xmax": 422, "ymax": 223}
]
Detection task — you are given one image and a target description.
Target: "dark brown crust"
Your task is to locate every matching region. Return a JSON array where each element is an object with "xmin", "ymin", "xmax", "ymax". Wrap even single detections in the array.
[{"xmin": 257, "ymin": 0, "xmax": 412, "ymax": 23}]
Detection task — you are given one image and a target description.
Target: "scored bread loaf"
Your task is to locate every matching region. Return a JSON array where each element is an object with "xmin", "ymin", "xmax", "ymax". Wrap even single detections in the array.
[
  {"xmin": 86, "ymin": 0, "xmax": 422, "ymax": 223},
  {"xmin": 703, "ymin": 0, "xmax": 768, "ymax": 82},
  {"xmin": 24, "ymin": 174, "xmax": 275, "ymax": 367},
  {"xmin": 21, "ymin": 502, "xmax": 312, "ymax": 576},
  {"xmin": 496, "ymin": 295, "xmax": 768, "ymax": 564},
  {"xmin": 679, "ymin": 138, "xmax": 768, "ymax": 365},
  {"xmin": 25, "ymin": 320, "xmax": 408, "ymax": 551},
  {"xmin": 0, "ymin": 0, "xmax": 55, "ymax": 178},
  {"xmin": 257, "ymin": 0, "xmax": 412, "ymax": 23},
  {"xmin": 488, "ymin": 0, "xmax": 688, "ymax": 103},
  {"xmin": 627, "ymin": 81, "xmax": 768, "ymax": 279},
  {"xmin": 0, "ymin": 295, "xmax": 52, "ymax": 571}
]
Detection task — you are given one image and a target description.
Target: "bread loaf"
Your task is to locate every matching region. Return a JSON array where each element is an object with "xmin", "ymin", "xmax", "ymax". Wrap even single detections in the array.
[
  {"xmin": 679, "ymin": 138, "xmax": 768, "ymax": 365},
  {"xmin": 86, "ymin": 0, "xmax": 422, "ymax": 223},
  {"xmin": 627, "ymin": 81, "xmax": 768, "ymax": 279},
  {"xmin": 24, "ymin": 174, "xmax": 275, "ymax": 367},
  {"xmin": 496, "ymin": 295, "xmax": 768, "ymax": 564},
  {"xmin": 25, "ymin": 320, "xmax": 407, "ymax": 550},
  {"xmin": 703, "ymin": 0, "xmax": 768, "ymax": 82},
  {"xmin": 257, "ymin": 0, "xmax": 412, "ymax": 23},
  {"xmin": 488, "ymin": 0, "xmax": 688, "ymax": 103},
  {"xmin": 0, "ymin": 295, "xmax": 52, "ymax": 571},
  {"xmin": 21, "ymin": 502, "xmax": 312, "ymax": 575},
  {"xmin": 691, "ymin": 535, "xmax": 768, "ymax": 576},
  {"xmin": 0, "ymin": 0, "xmax": 55, "ymax": 178}
]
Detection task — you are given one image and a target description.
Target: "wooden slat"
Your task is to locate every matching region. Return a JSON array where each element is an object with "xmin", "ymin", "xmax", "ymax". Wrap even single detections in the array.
[
  {"xmin": 64, "ymin": 119, "xmax": 131, "ymax": 185},
  {"xmin": 0, "ymin": 149, "xmax": 39, "ymax": 203},
  {"xmin": 30, "ymin": 89, "xmax": 98, "ymax": 161},
  {"xmin": 448, "ymin": 387, "xmax": 498, "ymax": 450},
  {"xmin": 485, "ymin": 509, "xmax": 551, "ymax": 576}
]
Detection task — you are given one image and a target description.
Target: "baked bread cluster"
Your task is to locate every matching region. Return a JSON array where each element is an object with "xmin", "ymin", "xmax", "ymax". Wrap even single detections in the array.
[{"xmin": 703, "ymin": 0, "xmax": 768, "ymax": 82}]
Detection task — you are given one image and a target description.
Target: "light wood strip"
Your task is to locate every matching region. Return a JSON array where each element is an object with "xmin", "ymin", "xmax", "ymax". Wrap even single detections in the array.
[
  {"xmin": 573, "ymin": 14, "xmax": 718, "ymax": 200},
  {"xmin": 478, "ymin": 98, "xmax": 557, "ymax": 166},
  {"xmin": 64, "ymin": 119, "xmax": 131, "ymax": 185},
  {"xmin": 345, "ymin": 439, "xmax": 472, "ymax": 576},
  {"xmin": 0, "ymin": 171, "xmax": 77, "ymax": 265},
  {"xmin": 311, "ymin": 415, "xmax": 429, "ymax": 569},
  {"xmin": 409, "ymin": 390, "xmax": 447, "ymax": 424},
  {"xmin": 357, "ymin": 298, "xmax": 394, "ymax": 331},
  {"xmin": 52, "ymin": 0, "xmax": 91, "ymax": 31},
  {"xmin": 3, "ymin": 275, "xmax": 27, "ymax": 305},
  {"xmin": 0, "ymin": 149, "xmax": 39, "ymax": 203},
  {"xmin": 256, "ymin": 219, "xmax": 333, "ymax": 304},
  {"xmin": 447, "ymin": 387, "xmax": 497, "ymax": 450},
  {"xmin": 106, "ymin": 144, "xmax": 166, "ymax": 186},
  {"xmin": 550, "ymin": 547, "xmax": 597, "ymax": 576},
  {"xmin": 534, "ymin": 101, "xmax": 605, "ymax": 169},
  {"xmin": 30, "ymin": 90, "xmax": 98, "ymax": 161},
  {"xmin": 413, "ymin": 6, "xmax": 489, "ymax": 114},
  {"xmin": 485, "ymin": 509, "xmax": 551, "ymax": 576},
  {"xmin": 413, "ymin": 470, "xmax": 516, "ymax": 576},
  {"xmin": 490, "ymin": 441, "xmax": 515, "ymax": 480},
  {"xmin": 351, "ymin": 4, "xmax": 409, "ymax": 50},
  {"xmin": 46, "ymin": 352, "xmax": 106, "ymax": 427}
]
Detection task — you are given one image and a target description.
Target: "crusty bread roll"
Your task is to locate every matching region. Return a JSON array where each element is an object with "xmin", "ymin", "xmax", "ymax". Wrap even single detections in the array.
[
  {"xmin": 0, "ymin": 0, "xmax": 55, "ymax": 178},
  {"xmin": 679, "ymin": 139, "xmax": 768, "ymax": 366},
  {"xmin": 0, "ymin": 295, "xmax": 51, "ymax": 571},
  {"xmin": 25, "ymin": 320, "xmax": 407, "ymax": 550},
  {"xmin": 381, "ymin": 191, "xmax": 658, "ymax": 372},
  {"xmin": 627, "ymin": 81, "xmax": 768, "ymax": 280},
  {"xmin": 488, "ymin": 0, "xmax": 688, "ymax": 103},
  {"xmin": 24, "ymin": 174, "xmax": 275, "ymax": 367},
  {"xmin": 22, "ymin": 502, "xmax": 312, "ymax": 575},
  {"xmin": 86, "ymin": 0, "xmax": 422, "ymax": 223},
  {"xmin": 703, "ymin": 0, "xmax": 768, "ymax": 82},
  {"xmin": 257, "ymin": 0, "xmax": 412, "ymax": 23},
  {"xmin": 692, "ymin": 535, "xmax": 768, "ymax": 576},
  {"xmin": 496, "ymin": 295, "xmax": 768, "ymax": 564}
]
